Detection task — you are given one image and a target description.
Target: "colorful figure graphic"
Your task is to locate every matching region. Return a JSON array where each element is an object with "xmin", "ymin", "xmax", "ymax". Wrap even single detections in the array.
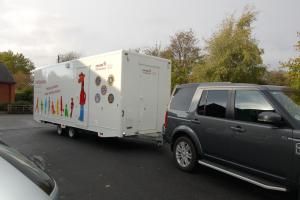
[
  {"xmin": 35, "ymin": 97, "xmax": 39, "ymax": 113},
  {"xmin": 40, "ymin": 99, "xmax": 43, "ymax": 114},
  {"xmin": 56, "ymin": 98, "xmax": 59, "ymax": 115},
  {"xmin": 64, "ymin": 104, "xmax": 69, "ymax": 117},
  {"xmin": 48, "ymin": 97, "xmax": 50, "ymax": 114},
  {"xmin": 60, "ymin": 96, "xmax": 63, "ymax": 116},
  {"xmin": 44, "ymin": 97, "xmax": 47, "ymax": 114},
  {"xmin": 70, "ymin": 98, "xmax": 74, "ymax": 118},
  {"xmin": 78, "ymin": 72, "xmax": 86, "ymax": 121},
  {"xmin": 51, "ymin": 100, "xmax": 55, "ymax": 114}
]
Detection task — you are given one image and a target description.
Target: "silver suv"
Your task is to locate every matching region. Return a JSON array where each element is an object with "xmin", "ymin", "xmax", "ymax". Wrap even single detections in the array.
[{"xmin": 0, "ymin": 141, "xmax": 58, "ymax": 200}]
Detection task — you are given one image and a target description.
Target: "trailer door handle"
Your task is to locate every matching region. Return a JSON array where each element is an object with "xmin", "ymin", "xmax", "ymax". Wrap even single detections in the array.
[{"xmin": 230, "ymin": 126, "xmax": 245, "ymax": 132}]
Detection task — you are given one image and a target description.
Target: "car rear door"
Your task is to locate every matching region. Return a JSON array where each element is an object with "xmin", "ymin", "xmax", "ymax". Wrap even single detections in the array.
[
  {"xmin": 228, "ymin": 89, "xmax": 293, "ymax": 180},
  {"xmin": 192, "ymin": 89, "xmax": 234, "ymax": 160}
]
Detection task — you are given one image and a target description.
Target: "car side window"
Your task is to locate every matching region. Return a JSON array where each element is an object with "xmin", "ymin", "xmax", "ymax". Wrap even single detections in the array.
[
  {"xmin": 197, "ymin": 90, "xmax": 229, "ymax": 118},
  {"xmin": 234, "ymin": 90, "xmax": 275, "ymax": 123}
]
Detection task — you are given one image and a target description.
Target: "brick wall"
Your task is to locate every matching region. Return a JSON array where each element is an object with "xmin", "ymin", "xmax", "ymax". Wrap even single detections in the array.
[{"xmin": 0, "ymin": 83, "xmax": 15, "ymax": 103}]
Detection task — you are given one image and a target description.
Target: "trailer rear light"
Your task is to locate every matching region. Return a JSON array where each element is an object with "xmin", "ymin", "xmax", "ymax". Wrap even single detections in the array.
[{"xmin": 164, "ymin": 111, "xmax": 168, "ymax": 128}]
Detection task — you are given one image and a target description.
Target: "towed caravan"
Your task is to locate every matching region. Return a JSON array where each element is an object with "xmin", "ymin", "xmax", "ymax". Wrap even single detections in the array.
[{"xmin": 34, "ymin": 50, "xmax": 171, "ymax": 144}]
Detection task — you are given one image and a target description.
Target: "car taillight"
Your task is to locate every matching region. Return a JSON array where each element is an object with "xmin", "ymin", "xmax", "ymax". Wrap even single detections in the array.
[{"xmin": 164, "ymin": 111, "xmax": 168, "ymax": 128}]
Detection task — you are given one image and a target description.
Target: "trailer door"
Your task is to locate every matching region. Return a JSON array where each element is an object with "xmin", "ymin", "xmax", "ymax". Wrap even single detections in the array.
[{"xmin": 138, "ymin": 66, "xmax": 159, "ymax": 131}]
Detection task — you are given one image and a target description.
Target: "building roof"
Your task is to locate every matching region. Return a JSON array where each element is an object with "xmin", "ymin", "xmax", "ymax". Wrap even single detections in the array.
[{"xmin": 0, "ymin": 62, "xmax": 15, "ymax": 84}]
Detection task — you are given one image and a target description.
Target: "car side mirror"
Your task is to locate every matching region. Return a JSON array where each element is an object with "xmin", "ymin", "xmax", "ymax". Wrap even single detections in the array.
[{"xmin": 258, "ymin": 112, "xmax": 282, "ymax": 124}]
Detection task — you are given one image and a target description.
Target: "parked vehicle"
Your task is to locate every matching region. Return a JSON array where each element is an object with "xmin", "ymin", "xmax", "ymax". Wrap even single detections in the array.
[
  {"xmin": 33, "ymin": 50, "xmax": 171, "ymax": 143},
  {"xmin": 163, "ymin": 82, "xmax": 300, "ymax": 193},
  {"xmin": 0, "ymin": 141, "xmax": 58, "ymax": 200}
]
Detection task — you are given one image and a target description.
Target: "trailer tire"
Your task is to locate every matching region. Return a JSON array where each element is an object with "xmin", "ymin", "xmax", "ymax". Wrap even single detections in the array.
[
  {"xmin": 67, "ymin": 127, "xmax": 77, "ymax": 139},
  {"xmin": 57, "ymin": 125, "xmax": 64, "ymax": 136}
]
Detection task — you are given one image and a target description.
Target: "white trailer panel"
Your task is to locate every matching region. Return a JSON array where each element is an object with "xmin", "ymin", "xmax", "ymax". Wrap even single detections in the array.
[{"xmin": 34, "ymin": 50, "xmax": 171, "ymax": 138}]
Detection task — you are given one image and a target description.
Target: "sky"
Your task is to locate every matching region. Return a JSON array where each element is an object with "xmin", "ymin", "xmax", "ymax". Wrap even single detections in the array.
[{"xmin": 0, "ymin": 0, "xmax": 299, "ymax": 69}]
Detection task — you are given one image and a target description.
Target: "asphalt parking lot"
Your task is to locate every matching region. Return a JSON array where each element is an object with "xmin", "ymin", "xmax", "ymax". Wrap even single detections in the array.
[{"xmin": 0, "ymin": 114, "xmax": 296, "ymax": 200}]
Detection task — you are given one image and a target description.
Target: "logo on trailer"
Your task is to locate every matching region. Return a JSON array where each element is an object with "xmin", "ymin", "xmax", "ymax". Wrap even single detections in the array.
[
  {"xmin": 108, "ymin": 75, "xmax": 114, "ymax": 86},
  {"xmin": 95, "ymin": 93, "xmax": 101, "ymax": 103},
  {"xmin": 108, "ymin": 94, "xmax": 114, "ymax": 104},
  {"xmin": 95, "ymin": 76, "xmax": 101, "ymax": 86},
  {"xmin": 101, "ymin": 85, "xmax": 107, "ymax": 95}
]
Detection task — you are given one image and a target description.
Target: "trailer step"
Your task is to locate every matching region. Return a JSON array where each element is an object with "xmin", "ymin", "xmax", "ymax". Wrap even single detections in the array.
[{"xmin": 198, "ymin": 160, "xmax": 287, "ymax": 192}]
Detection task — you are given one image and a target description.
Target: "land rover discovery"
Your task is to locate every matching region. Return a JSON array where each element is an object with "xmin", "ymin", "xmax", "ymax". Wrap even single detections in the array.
[{"xmin": 164, "ymin": 83, "xmax": 300, "ymax": 194}]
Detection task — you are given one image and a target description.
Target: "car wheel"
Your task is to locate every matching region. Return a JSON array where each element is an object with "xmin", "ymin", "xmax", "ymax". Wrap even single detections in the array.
[
  {"xmin": 68, "ymin": 127, "xmax": 77, "ymax": 139},
  {"xmin": 173, "ymin": 136, "xmax": 197, "ymax": 172},
  {"xmin": 57, "ymin": 125, "xmax": 64, "ymax": 136}
]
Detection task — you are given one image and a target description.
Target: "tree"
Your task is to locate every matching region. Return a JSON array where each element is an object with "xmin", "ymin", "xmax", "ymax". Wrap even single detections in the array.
[
  {"xmin": 168, "ymin": 29, "xmax": 202, "ymax": 88},
  {"xmin": 263, "ymin": 70, "xmax": 289, "ymax": 86},
  {"xmin": 0, "ymin": 50, "xmax": 34, "ymax": 74},
  {"xmin": 0, "ymin": 50, "xmax": 34, "ymax": 91},
  {"xmin": 14, "ymin": 71, "xmax": 33, "ymax": 91},
  {"xmin": 281, "ymin": 33, "xmax": 300, "ymax": 89},
  {"xmin": 143, "ymin": 30, "xmax": 202, "ymax": 89},
  {"xmin": 192, "ymin": 7, "xmax": 266, "ymax": 83},
  {"xmin": 57, "ymin": 51, "xmax": 81, "ymax": 63}
]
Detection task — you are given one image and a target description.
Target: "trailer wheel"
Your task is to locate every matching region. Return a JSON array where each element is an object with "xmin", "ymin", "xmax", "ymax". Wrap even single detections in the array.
[
  {"xmin": 67, "ymin": 127, "xmax": 77, "ymax": 139},
  {"xmin": 57, "ymin": 125, "xmax": 64, "ymax": 136}
]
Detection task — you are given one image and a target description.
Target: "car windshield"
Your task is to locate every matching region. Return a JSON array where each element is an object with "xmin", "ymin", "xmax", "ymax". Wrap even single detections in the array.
[{"xmin": 270, "ymin": 90, "xmax": 300, "ymax": 122}]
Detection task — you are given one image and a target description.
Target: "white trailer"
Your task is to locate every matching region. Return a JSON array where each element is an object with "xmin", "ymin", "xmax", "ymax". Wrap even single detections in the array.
[{"xmin": 33, "ymin": 50, "xmax": 171, "ymax": 143}]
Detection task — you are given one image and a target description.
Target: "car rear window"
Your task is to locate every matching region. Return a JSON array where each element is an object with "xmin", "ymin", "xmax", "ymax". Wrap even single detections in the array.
[{"xmin": 170, "ymin": 86, "xmax": 197, "ymax": 111}]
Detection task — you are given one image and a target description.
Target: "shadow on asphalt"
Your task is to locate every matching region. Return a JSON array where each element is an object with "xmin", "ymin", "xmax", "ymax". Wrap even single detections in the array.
[
  {"xmin": 44, "ymin": 129, "xmax": 163, "ymax": 152},
  {"xmin": 39, "ymin": 128, "xmax": 296, "ymax": 200},
  {"xmin": 193, "ymin": 166, "xmax": 296, "ymax": 200}
]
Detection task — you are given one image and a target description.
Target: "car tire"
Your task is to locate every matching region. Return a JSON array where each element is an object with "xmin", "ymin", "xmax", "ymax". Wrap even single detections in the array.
[
  {"xmin": 173, "ymin": 136, "xmax": 197, "ymax": 172},
  {"xmin": 67, "ymin": 127, "xmax": 77, "ymax": 139},
  {"xmin": 57, "ymin": 125, "xmax": 64, "ymax": 136}
]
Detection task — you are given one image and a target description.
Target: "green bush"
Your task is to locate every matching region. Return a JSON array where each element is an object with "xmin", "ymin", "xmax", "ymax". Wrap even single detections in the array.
[
  {"xmin": 0, "ymin": 103, "xmax": 8, "ymax": 111},
  {"xmin": 15, "ymin": 87, "xmax": 33, "ymax": 103}
]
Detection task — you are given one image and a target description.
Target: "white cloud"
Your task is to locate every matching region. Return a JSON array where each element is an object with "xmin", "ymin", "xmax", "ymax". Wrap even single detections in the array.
[{"xmin": 0, "ymin": 0, "xmax": 299, "ymax": 69}]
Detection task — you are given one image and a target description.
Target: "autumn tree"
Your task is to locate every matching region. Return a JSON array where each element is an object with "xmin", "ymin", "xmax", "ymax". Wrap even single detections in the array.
[
  {"xmin": 57, "ymin": 51, "xmax": 81, "ymax": 63},
  {"xmin": 0, "ymin": 51, "xmax": 34, "ymax": 74},
  {"xmin": 143, "ymin": 30, "xmax": 202, "ymax": 89},
  {"xmin": 263, "ymin": 70, "xmax": 289, "ymax": 86},
  {"xmin": 0, "ymin": 50, "xmax": 34, "ymax": 90},
  {"xmin": 281, "ymin": 33, "xmax": 300, "ymax": 89},
  {"xmin": 192, "ymin": 7, "xmax": 266, "ymax": 83}
]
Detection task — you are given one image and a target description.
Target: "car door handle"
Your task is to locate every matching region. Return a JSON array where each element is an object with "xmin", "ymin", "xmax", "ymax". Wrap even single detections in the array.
[{"xmin": 230, "ymin": 126, "xmax": 245, "ymax": 132}]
